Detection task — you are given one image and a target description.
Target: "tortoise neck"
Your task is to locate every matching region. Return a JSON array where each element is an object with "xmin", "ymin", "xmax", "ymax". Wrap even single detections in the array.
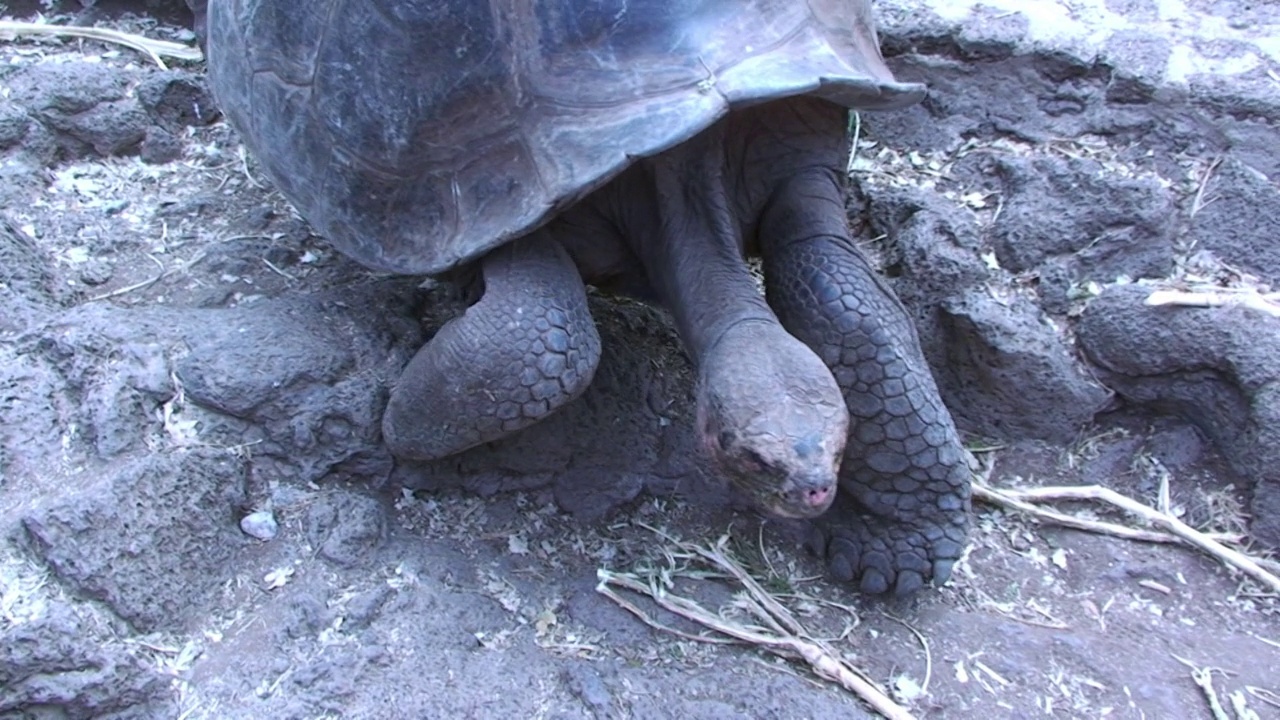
[{"xmin": 615, "ymin": 133, "xmax": 779, "ymax": 364}]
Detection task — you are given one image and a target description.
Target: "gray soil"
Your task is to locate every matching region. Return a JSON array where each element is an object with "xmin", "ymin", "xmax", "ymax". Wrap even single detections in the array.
[{"xmin": 1, "ymin": 1, "xmax": 1278, "ymax": 719}]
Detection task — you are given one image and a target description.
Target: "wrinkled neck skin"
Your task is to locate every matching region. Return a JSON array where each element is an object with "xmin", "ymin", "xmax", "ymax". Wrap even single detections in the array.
[
  {"xmin": 595, "ymin": 96, "xmax": 850, "ymax": 358},
  {"xmin": 559, "ymin": 97, "xmax": 852, "ymax": 519}
]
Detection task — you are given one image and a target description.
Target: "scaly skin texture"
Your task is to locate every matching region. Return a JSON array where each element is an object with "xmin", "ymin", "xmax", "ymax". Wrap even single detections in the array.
[
  {"xmin": 382, "ymin": 233, "xmax": 600, "ymax": 460},
  {"xmin": 384, "ymin": 97, "xmax": 969, "ymax": 594},
  {"xmin": 759, "ymin": 168, "xmax": 971, "ymax": 595},
  {"xmin": 555, "ymin": 129, "xmax": 850, "ymax": 520}
]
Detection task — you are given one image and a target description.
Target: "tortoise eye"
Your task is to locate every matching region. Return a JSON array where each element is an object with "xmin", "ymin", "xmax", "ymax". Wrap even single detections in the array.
[
  {"xmin": 744, "ymin": 449, "xmax": 770, "ymax": 471},
  {"xmin": 717, "ymin": 430, "xmax": 736, "ymax": 452}
]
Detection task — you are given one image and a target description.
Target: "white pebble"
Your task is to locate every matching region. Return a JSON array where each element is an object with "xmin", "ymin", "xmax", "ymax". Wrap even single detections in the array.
[{"xmin": 240, "ymin": 511, "xmax": 278, "ymax": 540}]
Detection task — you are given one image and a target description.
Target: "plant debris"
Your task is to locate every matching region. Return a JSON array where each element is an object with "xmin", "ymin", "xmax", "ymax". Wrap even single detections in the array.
[
  {"xmin": 597, "ymin": 525, "xmax": 917, "ymax": 720},
  {"xmin": 0, "ymin": 19, "xmax": 202, "ymax": 68}
]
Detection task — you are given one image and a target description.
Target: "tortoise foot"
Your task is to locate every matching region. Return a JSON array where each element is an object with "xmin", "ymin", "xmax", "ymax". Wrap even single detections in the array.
[{"xmin": 806, "ymin": 492, "xmax": 968, "ymax": 596}]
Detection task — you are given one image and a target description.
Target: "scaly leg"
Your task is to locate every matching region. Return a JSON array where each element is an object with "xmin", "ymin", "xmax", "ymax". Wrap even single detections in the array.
[
  {"xmin": 759, "ymin": 168, "xmax": 971, "ymax": 596},
  {"xmin": 382, "ymin": 231, "xmax": 600, "ymax": 460}
]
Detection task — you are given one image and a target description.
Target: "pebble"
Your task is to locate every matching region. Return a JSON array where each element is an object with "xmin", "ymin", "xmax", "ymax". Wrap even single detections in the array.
[
  {"xmin": 240, "ymin": 510, "xmax": 279, "ymax": 540},
  {"xmin": 78, "ymin": 259, "xmax": 114, "ymax": 286},
  {"xmin": 102, "ymin": 199, "xmax": 130, "ymax": 215}
]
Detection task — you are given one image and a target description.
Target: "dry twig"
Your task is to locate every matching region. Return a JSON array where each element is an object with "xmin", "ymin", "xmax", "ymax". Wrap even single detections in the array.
[
  {"xmin": 597, "ymin": 531, "xmax": 916, "ymax": 720},
  {"xmin": 1190, "ymin": 156, "xmax": 1222, "ymax": 218},
  {"xmin": 88, "ymin": 248, "xmax": 209, "ymax": 302},
  {"xmin": 1230, "ymin": 690, "xmax": 1261, "ymax": 720},
  {"xmin": 971, "ymin": 482, "xmax": 1242, "ymax": 545},
  {"xmin": 882, "ymin": 613, "xmax": 932, "ymax": 695},
  {"xmin": 1174, "ymin": 656, "xmax": 1245, "ymax": 720},
  {"xmin": 1247, "ymin": 686, "xmax": 1280, "ymax": 710},
  {"xmin": 1145, "ymin": 288, "xmax": 1280, "ymax": 319},
  {"xmin": 974, "ymin": 481, "xmax": 1280, "ymax": 593},
  {"xmin": 1192, "ymin": 666, "xmax": 1231, "ymax": 720},
  {"xmin": 0, "ymin": 20, "xmax": 202, "ymax": 68}
]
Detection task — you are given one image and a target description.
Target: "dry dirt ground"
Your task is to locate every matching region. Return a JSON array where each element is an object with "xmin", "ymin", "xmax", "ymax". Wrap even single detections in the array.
[{"xmin": 1, "ymin": 3, "xmax": 1278, "ymax": 719}]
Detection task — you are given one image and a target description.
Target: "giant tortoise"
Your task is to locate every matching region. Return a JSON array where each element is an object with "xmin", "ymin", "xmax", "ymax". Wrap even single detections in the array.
[{"xmin": 200, "ymin": 0, "xmax": 971, "ymax": 595}]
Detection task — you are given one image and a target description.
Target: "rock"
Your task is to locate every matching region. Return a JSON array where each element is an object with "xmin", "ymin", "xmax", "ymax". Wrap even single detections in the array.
[
  {"xmin": 1101, "ymin": 30, "xmax": 1174, "ymax": 104},
  {"xmin": 7, "ymin": 63, "xmax": 126, "ymax": 116},
  {"xmin": 867, "ymin": 7, "xmax": 1032, "ymax": 153},
  {"xmin": 1145, "ymin": 424, "xmax": 1206, "ymax": 473},
  {"xmin": 0, "ymin": 602, "xmax": 172, "ymax": 719},
  {"xmin": 856, "ymin": 183, "xmax": 987, "ymax": 307},
  {"xmin": 282, "ymin": 592, "xmax": 333, "ymax": 640},
  {"xmin": 78, "ymin": 258, "xmax": 115, "ymax": 286},
  {"xmin": 565, "ymin": 663, "xmax": 614, "ymax": 713},
  {"xmin": 135, "ymin": 70, "xmax": 219, "ymax": 131},
  {"xmin": 7, "ymin": 62, "xmax": 149, "ymax": 160},
  {"xmin": 241, "ymin": 510, "xmax": 279, "ymax": 540},
  {"xmin": 878, "ymin": 27, "xmax": 1154, "ymax": 150},
  {"xmin": 852, "ymin": 184, "xmax": 1108, "ymax": 442},
  {"xmin": 54, "ymin": 99, "xmax": 150, "ymax": 157},
  {"xmin": 1189, "ymin": 159, "xmax": 1280, "ymax": 286},
  {"xmin": 6, "ymin": 277, "xmax": 415, "ymax": 491},
  {"xmin": 960, "ymin": 154, "xmax": 1175, "ymax": 282},
  {"xmin": 1076, "ymin": 285, "xmax": 1280, "ymax": 548},
  {"xmin": 875, "ymin": 1, "xmax": 1280, "ymax": 184},
  {"xmin": 1253, "ymin": 482, "xmax": 1280, "ymax": 552},
  {"xmin": 305, "ymin": 493, "xmax": 388, "ymax": 567},
  {"xmin": 0, "ymin": 216, "xmax": 62, "ymax": 333},
  {"xmin": 0, "ymin": 100, "xmax": 33, "ymax": 150},
  {"xmin": 934, "ymin": 290, "xmax": 1112, "ymax": 442},
  {"xmin": 1034, "ymin": 260, "xmax": 1074, "ymax": 316},
  {"xmin": 552, "ymin": 470, "xmax": 646, "ymax": 521},
  {"xmin": 135, "ymin": 73, "xmax": 216, "ymax": 162},
  {"xmin": 0, "ymin": 97, "xmax": 56, "ymax": 206},
  {"xmin": 1079, "ymin": 433, "xmax": 1144, "ymax": 488},
  {"xmin": 341, "ymin": 586, "xmax": 392, "ymax": 631},
  {"xmin": 35, "ymin": 318, "xmax": 178, "ymax": 459},
  {"xmin": 22, "ymin": 449, "xmax": 251, "ymax": 632},
  {"xmin": 175, "ymin": 279, "xmax": 422, "ymax": 484},
  {"xmin": 140, "ymin": 126, "xmax": 186, "ymax": 163}
]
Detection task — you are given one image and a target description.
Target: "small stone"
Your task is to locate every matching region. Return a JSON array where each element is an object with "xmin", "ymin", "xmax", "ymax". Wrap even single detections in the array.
[
  {"xmin": 240, "ymin": 510, "xmax": 278, "ymax": 540},
  {"xmin": 79, "ymin": 259, "xmax": 114, "ymax": 286},
  {"xmin": 140, "ymin": 127, "xmax": 185, "ymax": 164},
  {"xmin": 565, "ymin": 664, "xmax": 612, "ymax": 710}
]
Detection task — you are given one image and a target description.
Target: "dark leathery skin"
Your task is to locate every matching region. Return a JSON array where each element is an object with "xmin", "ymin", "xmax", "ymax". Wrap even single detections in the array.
[
  {"xmin": 381, "ymin": 232, "xmax": 600, "ymax": 460},
  {"xmin": 591, "ymin": 129, "xmax": 848, "ymax": 521},
  {"xmin": 759, "ymin": 168, "xmax": 971, "ymax": 596}
]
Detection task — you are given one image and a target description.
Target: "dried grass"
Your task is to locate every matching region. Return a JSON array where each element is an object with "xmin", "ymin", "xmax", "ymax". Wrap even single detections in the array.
[{"xmin": 597, "ymin": 525, "xmax": 916, "ymax": 720}]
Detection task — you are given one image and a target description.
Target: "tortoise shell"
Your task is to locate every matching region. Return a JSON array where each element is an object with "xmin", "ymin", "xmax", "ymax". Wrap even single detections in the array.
[{"xmin": 206, "ymin": 0, "xmax": 924, "ymax": 274}]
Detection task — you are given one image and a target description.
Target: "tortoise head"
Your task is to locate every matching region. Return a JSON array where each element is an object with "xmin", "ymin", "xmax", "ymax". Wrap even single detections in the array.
[{"xmin": 695, "ymin": 323, "xmax": 848, "ymax": 519}]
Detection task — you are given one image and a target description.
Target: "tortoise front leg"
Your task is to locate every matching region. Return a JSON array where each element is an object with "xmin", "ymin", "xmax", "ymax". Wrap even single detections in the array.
[
  {"xmin": 383, "ymin": 231, "xmax": 601, "ymax": 460},
  {"xmin": 758, "ymin": 168, "xmax": 971, "ymax": 596}
]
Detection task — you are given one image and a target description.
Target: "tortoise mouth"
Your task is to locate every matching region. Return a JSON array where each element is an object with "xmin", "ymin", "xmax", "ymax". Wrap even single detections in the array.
[
  {"xmin": 760, "ymin": 488, "xmax": 836, "ymax": 519},
  {"xmin": 726, "ymin": 474, "xmax": 837, "ymax": 520}
]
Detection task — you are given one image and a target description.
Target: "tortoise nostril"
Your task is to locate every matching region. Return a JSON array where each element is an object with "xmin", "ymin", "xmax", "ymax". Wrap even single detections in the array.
[{"xmin": 804, "ymin": 485, "xmax": 833, "ymax": 508}]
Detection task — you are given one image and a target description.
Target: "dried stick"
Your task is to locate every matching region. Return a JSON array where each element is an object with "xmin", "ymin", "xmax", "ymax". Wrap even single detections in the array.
[
  {"xmin": 1230, "ymin": 690, "xmax": 1261, "ymax": 720},
  {"xmin": 597, "ymin": 571, "xmax": 914, "ymax": 720},
  {"xmin": 971, "ymin": 482, "xmax": 1241, "ymax": 545},
  {"xmin": 87, "ymin": 249, "xmax": 204, "ymax": 301},
  {"xmin": 977, "ymin": 482, "xmax": 1280, "ymax": 593},
  {"xmin": 1145, "ymin": 288, "xmax": 1280, "ymax": 318},
  {"xmin": 1177, "ymin": 657, "xmax": 1231, "ymax": 720},
  {"xmin": 597, "ymin": 534, "xmax": 917, "ymax": 720},
  {"xmin": 0, "ymin": 20, "xmax": 202, "ymax": 68}
]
